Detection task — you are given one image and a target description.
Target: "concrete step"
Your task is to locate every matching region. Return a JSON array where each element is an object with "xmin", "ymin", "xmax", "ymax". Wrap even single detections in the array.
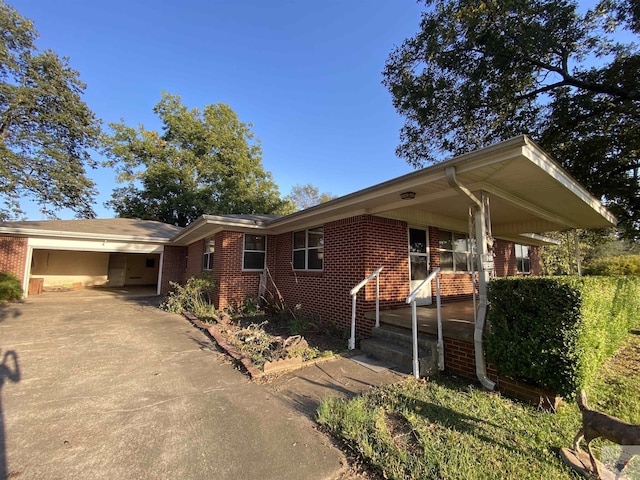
[
  {"xmin": 371, "ymin": 325, "xmax": 436, "ymax": 350},
  {"xmin": 360, "ymin": 337, "xmax": 438, "ymax": 377}
]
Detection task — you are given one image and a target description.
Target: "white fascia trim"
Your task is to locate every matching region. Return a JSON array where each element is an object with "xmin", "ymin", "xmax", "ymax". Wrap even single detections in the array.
[
  {"xmin": 495, "ymin": 233, "xmax": 562, "ymax": 247},
  {"xmin": 170, "ymin": 215, "xmax": 271, "ymax": 244},
  {"xmin": 0, "ymin": 226, "xmax": 172, "ymax": 244},
  {"xmin": 522, "ymin": 138, "xmax": 618, "ymax": 226},
  {"xmin": 519, "ymin": 233, "xmax": 562, "ymax": 246},
  {"xmin": 28, "ymin": 237, "xmax": 165, "ymax": 253}
]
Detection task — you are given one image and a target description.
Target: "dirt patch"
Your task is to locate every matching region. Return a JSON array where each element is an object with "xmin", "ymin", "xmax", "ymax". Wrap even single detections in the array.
[{"xmin": 383, "ymin": 411, "xmax": 424, "ymax": 456}]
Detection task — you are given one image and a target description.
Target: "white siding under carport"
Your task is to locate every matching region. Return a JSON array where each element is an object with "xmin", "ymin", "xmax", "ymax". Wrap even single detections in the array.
[{"xmin": 25, "ymin": 237, "xmax": 166, "ymax": 296}]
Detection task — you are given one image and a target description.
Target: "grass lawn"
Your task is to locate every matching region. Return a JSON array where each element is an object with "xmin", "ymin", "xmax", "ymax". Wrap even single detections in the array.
[{"xmin": 317, "ymin": 329, "xmax": 640, "ymax": 480}]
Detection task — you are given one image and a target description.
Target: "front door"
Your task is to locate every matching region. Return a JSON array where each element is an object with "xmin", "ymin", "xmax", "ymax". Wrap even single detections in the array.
[{"xmin": 409, "ymin": 227, "xmax": 432, "ymax": 306}]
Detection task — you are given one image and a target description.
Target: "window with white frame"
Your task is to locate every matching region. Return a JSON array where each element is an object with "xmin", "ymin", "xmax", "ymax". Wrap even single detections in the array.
[
  {"xmin": 202, "ymin": 238, "xmax": 215, "ymax": 270},
  {"xmin": 243, "ymin": 234, "xmax": 266, "ymax": 270},
  {"xmin": 292, "ymin": 227, "xmax": 324, "ymax": 270},
  {"xmin": 438, "ymin": 229, "xmax": 470, "ymax": 272},
  {"xmin": 515, "ymin": 244, "xmax": 531, "ymax": 273}
]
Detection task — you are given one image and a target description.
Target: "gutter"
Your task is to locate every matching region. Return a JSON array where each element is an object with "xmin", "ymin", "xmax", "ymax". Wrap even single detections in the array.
[{"xmin": 445, "ymin": 167, "xmax": 496, "ymax": 390}]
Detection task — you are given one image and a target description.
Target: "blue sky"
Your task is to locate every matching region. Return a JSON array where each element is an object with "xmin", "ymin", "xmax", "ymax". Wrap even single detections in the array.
[{"xmin": 11, "ymin": 0, "xmax": 425, "ymax": 219}]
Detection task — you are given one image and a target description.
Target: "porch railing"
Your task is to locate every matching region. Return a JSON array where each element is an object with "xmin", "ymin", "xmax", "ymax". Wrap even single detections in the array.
[
  {"xmin": 348, "ymin": 266, "xmax": 384, "ymax": 350},
  {"xmin": 406, "ymin": 267, "xmax": 443, "ymax": 378}
]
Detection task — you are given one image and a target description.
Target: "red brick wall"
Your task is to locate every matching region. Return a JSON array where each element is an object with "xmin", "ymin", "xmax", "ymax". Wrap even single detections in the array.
[
  {"xmin": 160, "ymin": 246, "xmax": 187, "ymax": 294},
  {"xmin": 493, "ymin": 240, "xmax": 542, "ymax": 276},
  {"xmin": 211, "ymin": 231, "xmax": 262, "ymax": 310},
  {"xmin": 269, "ymin": 215, "xmax": 409, "ymax": 337},
  {"xmin": 444, "ymin": 337, "xmax": 559, "ymax": 407},
  {"xmin": 493, "ymin": 239, "xmax": 515, "ymax": 277},
  {"xmin": 0, "ymin": 236, "xmax": 28, "ymax": 285},
  {"xmin": 185, "ymin": 240, "xmax": 205, "ymax": 280},
  {"xmin": 530, "ymin": 246, "xmax": 542, "ymax": 275}
]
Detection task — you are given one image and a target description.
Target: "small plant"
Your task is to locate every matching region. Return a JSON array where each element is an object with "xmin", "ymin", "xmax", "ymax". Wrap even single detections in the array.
[
  {"xmin": 161, "ymin": 275, "xmax": 217, "ymax": 319},
  {"xmin": 240, "ymin": 296, "xmax": 261, "ymax": 316},
  {"xmin": 0, "ymin": 271, "xmax": 22, "ymax": 302},
  {"xmin": 288, "ymin": 315, "xmax": 309, "ymax": 335}
]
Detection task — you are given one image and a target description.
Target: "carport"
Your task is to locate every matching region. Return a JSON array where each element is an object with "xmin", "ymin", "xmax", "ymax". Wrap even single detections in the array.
[{"xmin": 0, "ymin": 219, "xmax": 182, "ymax": 297}]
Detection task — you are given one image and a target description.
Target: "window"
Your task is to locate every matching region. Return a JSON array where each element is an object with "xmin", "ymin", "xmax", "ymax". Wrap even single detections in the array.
[
  {"xmin": 438, "ymin": 229, "xmax": 470, "ymax": 272},
  {"xmin": 243, "ymin": 234, "xmax": 266, "ymax": 270},
  {"xmin": 515, "ymin": 244, "xmax": 531, "ymax": 274},
  {"xmin": 202, "ymin": 238, "xmax": 215, "ymax": 270},
  {"xmin": 292, "ymin": 227, "xmax": 324, "ymax": 270}
]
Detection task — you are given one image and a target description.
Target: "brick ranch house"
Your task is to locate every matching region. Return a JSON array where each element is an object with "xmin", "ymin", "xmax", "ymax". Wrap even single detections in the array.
[{"xmin": 0, "ymin": 136, "xmax": 616, "ymax": 389}]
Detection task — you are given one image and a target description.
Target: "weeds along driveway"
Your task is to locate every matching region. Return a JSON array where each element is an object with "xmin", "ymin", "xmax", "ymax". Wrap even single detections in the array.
[{"xmin": 0, "ymin": 290, "xmax": 343, "ymax": 480}]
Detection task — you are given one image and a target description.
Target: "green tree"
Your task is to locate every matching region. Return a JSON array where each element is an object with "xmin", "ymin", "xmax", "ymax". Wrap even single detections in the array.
[
  {"xmin": 103, "ymin": 93, "xmax": 289, "ymax": 226},
  {"xmin": 540, "ymin": 229, "xmax": 612, "ymax": 275},
  {"xmin": 286, "ymin": 183, "xmax": 336, "ymax": 211},
  {"xmin": 383, "ymin": 0, "xmax": 640, "ymax": 240},
  {"xmin": 0, "ymin": 1, "xmax": 102, "ymax": 220}
]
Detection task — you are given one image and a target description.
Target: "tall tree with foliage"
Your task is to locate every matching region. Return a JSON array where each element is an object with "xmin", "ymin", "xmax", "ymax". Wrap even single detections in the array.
[
  {"xmin": 286, "ymin": 183, "xmax": 336, "ymax": 211},
  {"xmin": 103, "ymin": 93, "xmax": 288, "ymax": 227},
  {"xmin": 0, "ymin": 1, "xmax": 102, "ymax": 220},
  {"xmin": 383, "ymin": 0, "xmax": 640, "ymax": 240}
]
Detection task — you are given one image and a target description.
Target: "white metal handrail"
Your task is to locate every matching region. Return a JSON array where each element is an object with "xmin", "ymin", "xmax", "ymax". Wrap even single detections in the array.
[
  {"xmin": 349, "ymin": 266, "xmax": 384, "ymax": 350},
  {"xmin": 406, "ymin": 267, "xmax": 443, "ymax": 378}
]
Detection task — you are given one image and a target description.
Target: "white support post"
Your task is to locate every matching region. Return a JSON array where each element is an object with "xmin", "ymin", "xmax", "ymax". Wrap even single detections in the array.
[
  {"xmin": 411, "ymin": 300, "xmax": 419, "ymax": 379},
  {"xmin": 375, "ymin": 274, "xmax": 380, "ymax": 328},
  {"xmin": 349, "ymin": 294, "xmax": 357, "ymax": 350},
  {"xmin": 436, "ymin": 276, "xmax": 444, "ymax": 371}
]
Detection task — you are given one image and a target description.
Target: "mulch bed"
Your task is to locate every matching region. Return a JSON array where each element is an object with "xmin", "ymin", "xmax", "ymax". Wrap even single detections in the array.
[{"xmin": 183, "ymin": 311, "xmax": 348, "ymax": 379}]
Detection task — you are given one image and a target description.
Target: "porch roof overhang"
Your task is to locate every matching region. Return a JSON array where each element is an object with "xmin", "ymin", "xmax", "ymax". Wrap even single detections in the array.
[
  {"xmin": 170, "ymin": 135, "xmax": 616, "ymax": 245},
  {"xmin": 265, "ymin": 136, "xmax": 616, "ymax": 242},
  {"xmin": 170, "ymin": 214, "xmax": 281, "ymax": 246}
]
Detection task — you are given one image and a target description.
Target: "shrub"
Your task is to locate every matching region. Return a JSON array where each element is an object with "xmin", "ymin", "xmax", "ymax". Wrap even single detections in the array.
[
  {"xmin": 0, "ymin": 271, "xmax": 22, "ymax": 302},
  {"xmin": 486, "ymin": 276, "xmax": 640, "ymax": 398},
  {"xmin": 161, "ymin": 275, "xmax": 217, "ymax": 319},
  {"xmin": 583, "ymin": 255, "xmax": 640, "ymax": 276}
]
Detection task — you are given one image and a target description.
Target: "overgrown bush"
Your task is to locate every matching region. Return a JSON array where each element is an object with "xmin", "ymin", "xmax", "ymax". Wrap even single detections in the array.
[
  {"xmin": 161, "ymin": 275, "xmax": 217, "ymax": 319},
  {"xmin": 486, "ymin": 276, "xmax": 640, "ymax": 398},
  {"xmin": 583, "ymin": 255, "xmax": 640, "ymax": 276},
  {"xmin": 0, "ymin": 271, "xmax": 22, "ymax": 302}
]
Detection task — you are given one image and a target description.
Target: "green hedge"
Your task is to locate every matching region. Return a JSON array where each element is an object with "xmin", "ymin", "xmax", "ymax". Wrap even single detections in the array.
[
  {"xmin": 583, "ymin": 255, "xmax": 640, "ymax": 276},
  {"xmin": 0, "ymin": 271, "xmax": 23, "ymax": 302},
  {"xmin": 486, "ymin": 276, "xmax": 640, "ymax": 398}
]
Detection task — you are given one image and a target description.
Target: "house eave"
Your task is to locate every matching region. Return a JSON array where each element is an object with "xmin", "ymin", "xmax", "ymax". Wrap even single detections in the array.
[
  {"xmin": 0, "ymin": 226, "xmax": 172, "ymax": 244},
  {"xmin": 170, "ymin": 215, "xmax": 276, "ymax": 246}
]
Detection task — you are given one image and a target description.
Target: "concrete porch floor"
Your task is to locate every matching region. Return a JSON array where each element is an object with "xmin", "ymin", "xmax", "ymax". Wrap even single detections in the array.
[{"xmin": 365, "ymin": 300, "xmax": 477, "ymax": 342}]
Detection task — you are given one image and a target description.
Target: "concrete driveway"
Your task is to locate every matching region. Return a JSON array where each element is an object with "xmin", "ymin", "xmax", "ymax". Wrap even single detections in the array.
[{"xmin": 0, "ymin": 289, "xmax": 344, "ymax": 480}]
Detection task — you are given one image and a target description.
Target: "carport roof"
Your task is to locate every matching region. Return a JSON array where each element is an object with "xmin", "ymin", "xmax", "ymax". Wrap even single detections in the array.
[{"xmin": 0, "ymin": 218, "xmax": 182, "ymax": 242}]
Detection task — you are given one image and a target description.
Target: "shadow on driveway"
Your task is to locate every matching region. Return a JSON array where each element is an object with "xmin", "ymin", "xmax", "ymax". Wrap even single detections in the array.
[{"xmin": 0, "ymin": 291, "xmax": 344, "ymax": 480}]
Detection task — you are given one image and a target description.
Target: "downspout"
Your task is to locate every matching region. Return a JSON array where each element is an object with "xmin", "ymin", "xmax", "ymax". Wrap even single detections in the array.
[{"xmin": 445, "ymin": 167, "xmax": 496, "ymax": 390}]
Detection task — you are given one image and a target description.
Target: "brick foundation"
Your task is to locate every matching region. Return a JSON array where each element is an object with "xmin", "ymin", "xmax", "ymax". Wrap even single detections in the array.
[{"xmin": 444, "ymin": 336, "xmax": 560, "ymax": 407}]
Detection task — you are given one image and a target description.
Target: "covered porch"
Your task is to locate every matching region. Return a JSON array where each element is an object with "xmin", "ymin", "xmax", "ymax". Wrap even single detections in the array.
[{"xmin": 364, "ymin": 300, "xmax": 476, "ymax": 342}]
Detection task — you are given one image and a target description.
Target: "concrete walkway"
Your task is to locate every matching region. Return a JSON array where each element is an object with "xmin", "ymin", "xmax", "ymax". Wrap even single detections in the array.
[{"xmin": 0, "ymin": 290, "xmax": 354, "ymax": 480}]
